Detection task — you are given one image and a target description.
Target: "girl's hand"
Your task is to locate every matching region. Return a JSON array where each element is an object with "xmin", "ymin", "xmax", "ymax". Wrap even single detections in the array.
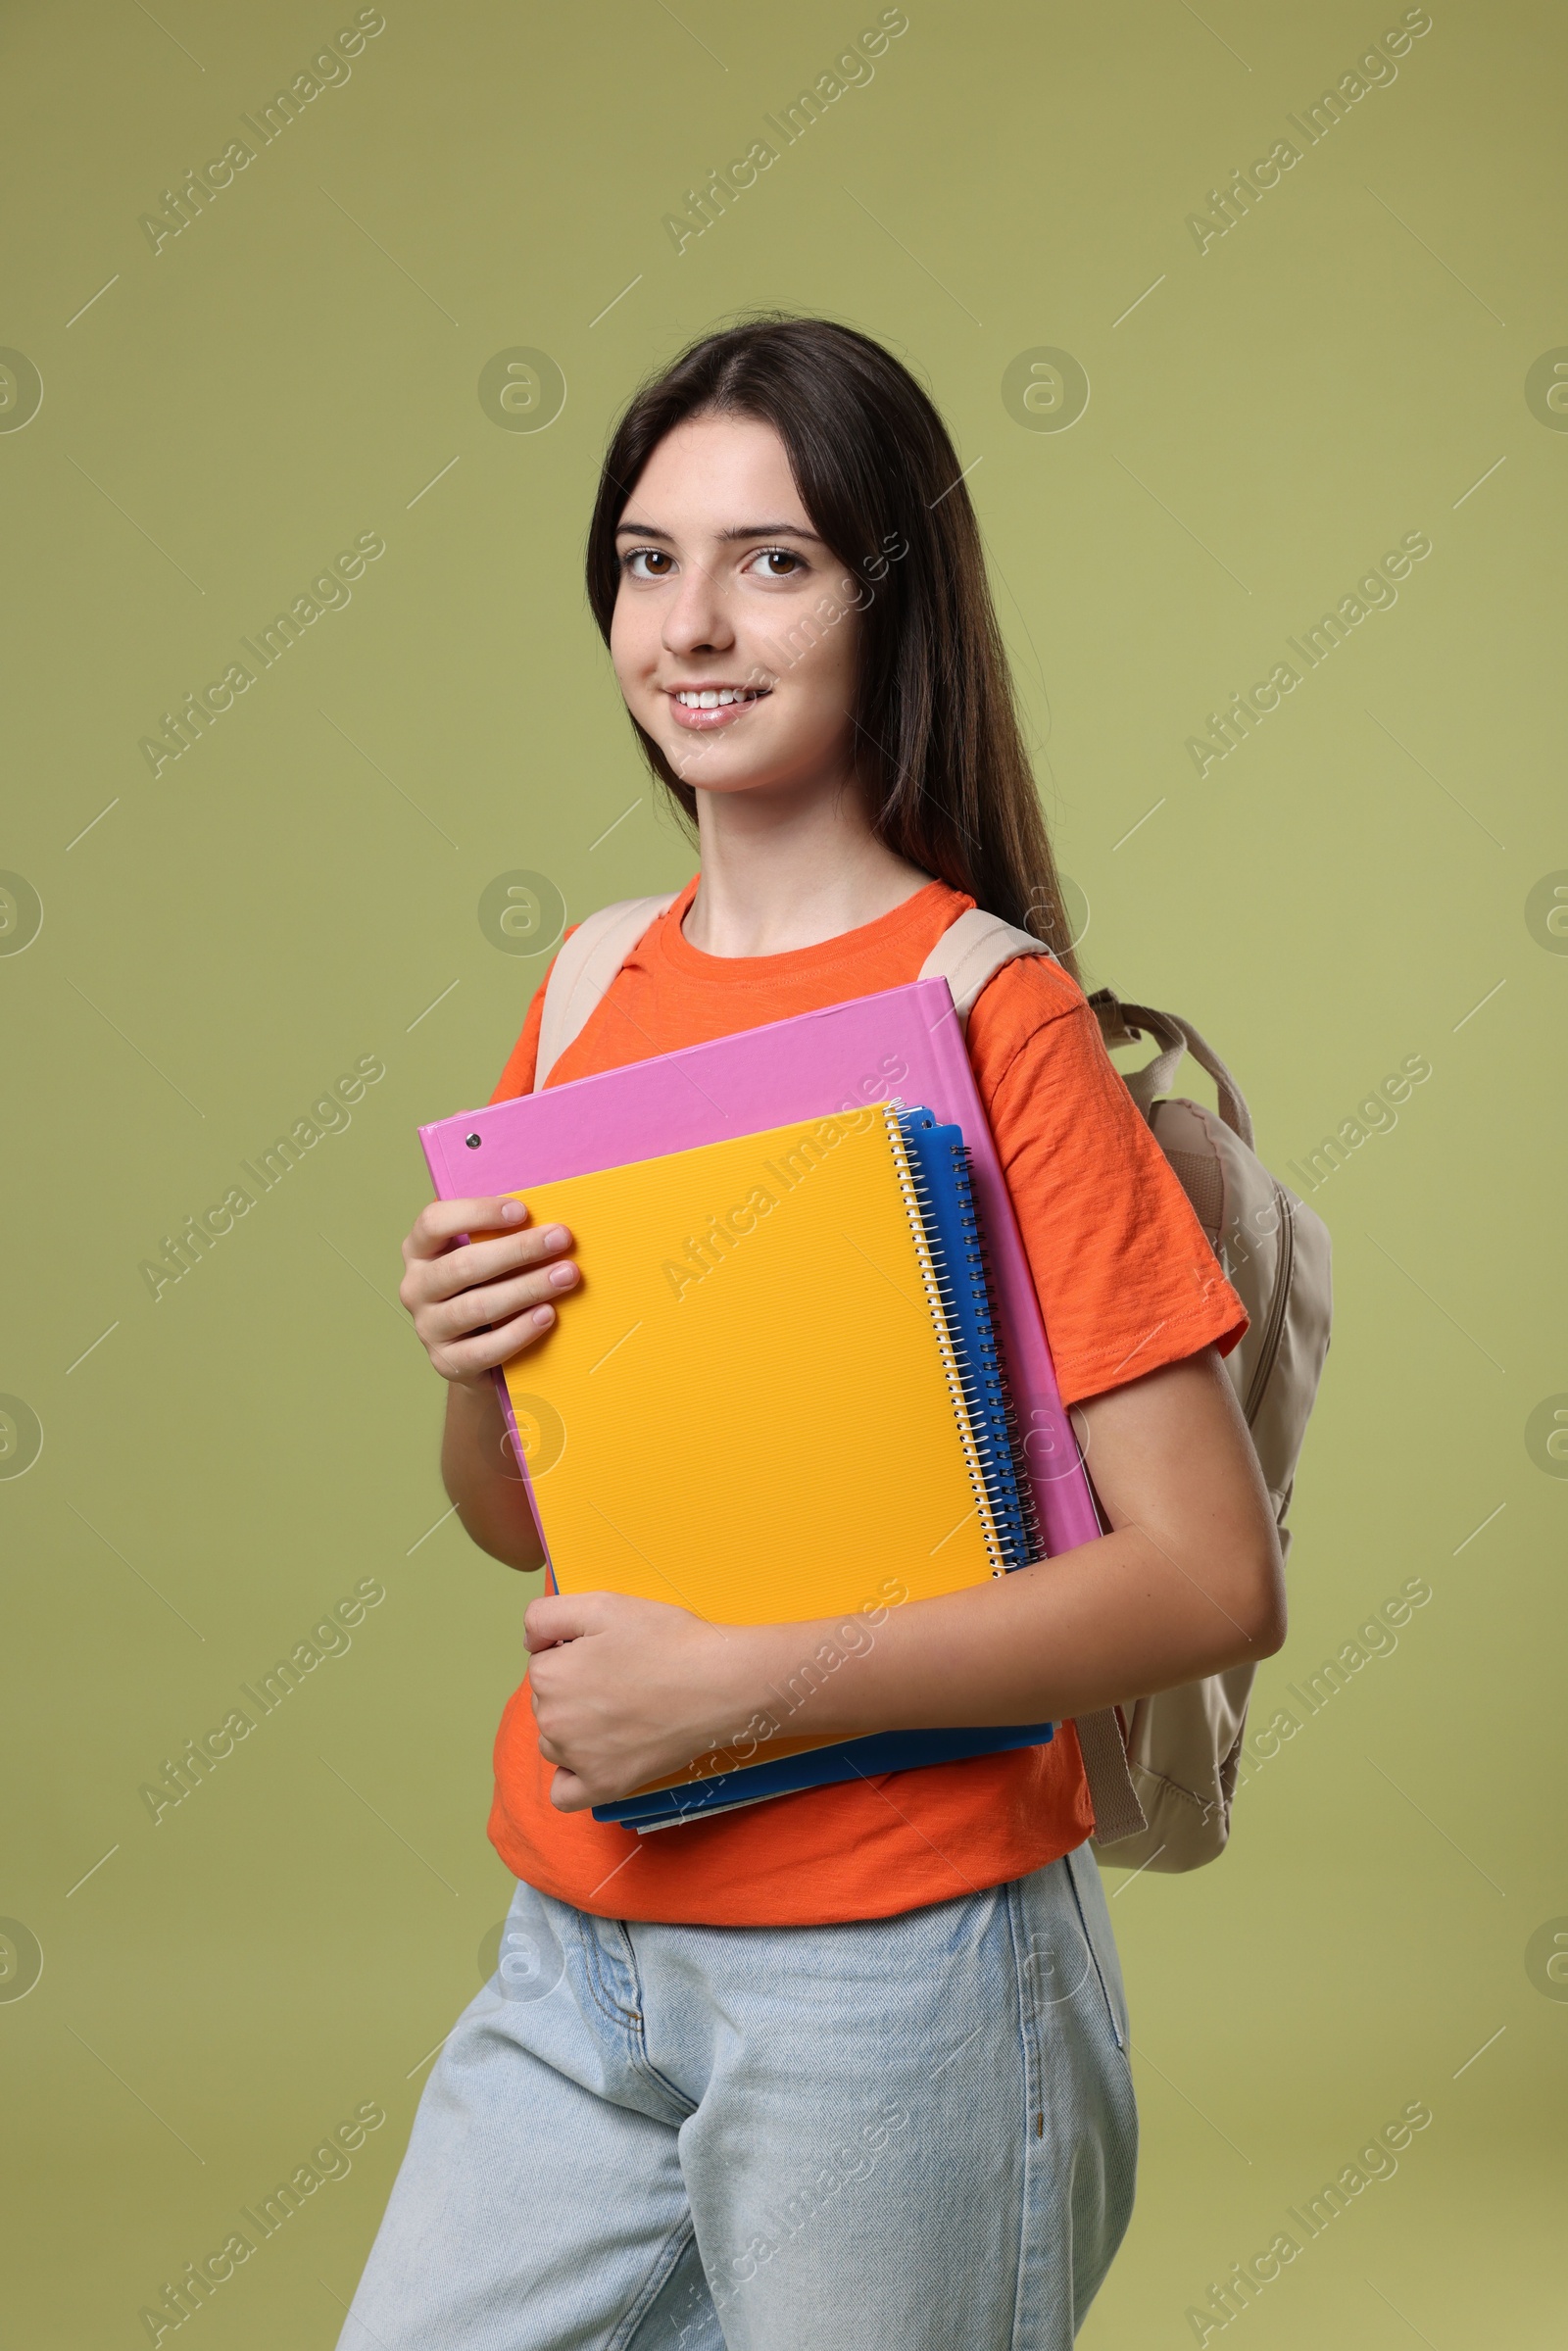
[
  {"xmin": 525, "ymin": 1591, "xmax": 757, "ymax": 1812},
  {"xmin": 399, "ymin": 1196, "xmax": 579, "ymax": 1387}
]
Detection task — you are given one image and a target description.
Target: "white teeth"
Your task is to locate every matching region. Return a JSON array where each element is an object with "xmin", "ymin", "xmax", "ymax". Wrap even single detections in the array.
[{"xmin": 674, "ymin": 688, "xmax": 761, "ymax": 708}]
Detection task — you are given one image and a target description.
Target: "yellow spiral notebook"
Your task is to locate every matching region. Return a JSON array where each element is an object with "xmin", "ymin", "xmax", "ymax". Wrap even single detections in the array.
[{"xmin": 498, "ymin": 1102, "xmax": 1052, "ymax": 1825}]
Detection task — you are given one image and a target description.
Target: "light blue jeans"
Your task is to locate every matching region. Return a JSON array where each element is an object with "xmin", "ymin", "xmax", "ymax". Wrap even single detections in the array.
[{"xmin": 338, "ymin": 1843, "xmax": 1136, "ymax": 2349}]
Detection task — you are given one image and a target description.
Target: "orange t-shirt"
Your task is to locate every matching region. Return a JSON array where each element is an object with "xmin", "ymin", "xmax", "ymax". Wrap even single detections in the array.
[{"xmin": 485, "ymin": 875, "xmax": 1247, "ymax": 1927}]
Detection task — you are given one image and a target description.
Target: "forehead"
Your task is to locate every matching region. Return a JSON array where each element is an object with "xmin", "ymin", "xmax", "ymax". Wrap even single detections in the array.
[{"xmin": 618, "ymin": 414, "xmax": 807, "ymax": 533}]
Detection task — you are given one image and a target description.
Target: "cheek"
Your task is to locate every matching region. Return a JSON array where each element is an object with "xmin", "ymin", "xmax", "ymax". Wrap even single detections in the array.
[
  {"xmin": 609, "ymin": 597, "xmax": 658, "ymax": 695},
  {"xmin": 763, "ymin": 604, "xmax": 859, "ymax": 722},
  {"xmin": 812, "ymin": 615, "xmax": 861, "ymax": 729}
]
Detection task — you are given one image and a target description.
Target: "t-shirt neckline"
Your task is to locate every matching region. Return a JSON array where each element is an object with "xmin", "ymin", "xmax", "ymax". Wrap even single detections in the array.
[{"xmin": 658, "ymin": 872, "xmax": 967, "ymax": 984}]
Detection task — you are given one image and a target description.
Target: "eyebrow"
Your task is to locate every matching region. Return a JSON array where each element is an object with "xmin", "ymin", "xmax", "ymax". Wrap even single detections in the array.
[{"xmin": 613, "ymin": 521, "xmax": 825, "ymax": 545}]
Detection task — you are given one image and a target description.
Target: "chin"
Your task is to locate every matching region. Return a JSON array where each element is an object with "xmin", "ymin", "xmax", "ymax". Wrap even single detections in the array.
[
  {"xmin": 662, "ymin": 733, "xmax": 773, "ymax": 790},
  {"xmin": 666, "ymin": 755, "xmax": 763, "ymax": 797}
]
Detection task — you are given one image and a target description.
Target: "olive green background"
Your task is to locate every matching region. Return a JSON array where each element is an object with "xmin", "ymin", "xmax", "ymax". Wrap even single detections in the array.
[{"xmin": 2, "ymin": 0, "xmax": 1563, "ymax": 2341}]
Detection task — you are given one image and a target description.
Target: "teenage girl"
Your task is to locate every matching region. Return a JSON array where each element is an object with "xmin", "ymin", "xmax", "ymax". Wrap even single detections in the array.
[{"xmin": 343, "ymin": 318, "xmax": 1285, "ymax": 2351}]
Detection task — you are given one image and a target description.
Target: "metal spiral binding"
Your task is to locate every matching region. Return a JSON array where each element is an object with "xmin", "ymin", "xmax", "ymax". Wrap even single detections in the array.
[
  {"xmin": 916, "ymin": 1132, "xmax": 1036, "ymax": 1569},
  {"xmin": 950, "ymin": 1139, "xmax": 1044, "ymax": 1566},
  {"xmin": 882, "ymin": 1106, "xmax": 1010, "ymax": 1578}
]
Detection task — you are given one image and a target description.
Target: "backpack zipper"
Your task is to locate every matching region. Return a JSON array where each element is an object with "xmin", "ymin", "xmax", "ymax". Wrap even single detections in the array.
[{"xmin": 1242, "ymin": 1181, "xmax": 1294, "ymax": 1429}]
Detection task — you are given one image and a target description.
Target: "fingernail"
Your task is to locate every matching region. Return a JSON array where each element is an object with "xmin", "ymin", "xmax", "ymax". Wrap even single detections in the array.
[
  {"xmin": 500, "ymin": 1200, "xmax": 526, "ymax": 1223},
  {"xmin": 532, "ymin": 1305, "xmax": 555, "ymax": 1327},
  {"xmin": 548, "ymin": 1263, "xmax": 577, "ymax": 1290},
  {"xmin": 542, "ymin": 1224, "xmax": 569, "ymax": 1250}
]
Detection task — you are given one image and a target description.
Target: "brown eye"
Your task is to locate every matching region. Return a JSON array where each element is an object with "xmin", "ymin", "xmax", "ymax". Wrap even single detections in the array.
[
  {"xmin": 756, "ymin": 549, "xmax": 803, "ymax": 577},
  {"xmin": 623, "ymin": 549, "xmax": 674, "ymax": 579}
]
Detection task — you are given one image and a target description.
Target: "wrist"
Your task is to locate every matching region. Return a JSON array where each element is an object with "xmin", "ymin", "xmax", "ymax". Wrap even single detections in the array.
[
  {"xmin": 701, "ymin": 1622, "xmax": 788, "ymax": 1746},
  {"xmin": 445, "ymin": 1376, "xmax": 512, "ymax": 1455},
  {"xmin": 729, "ymin": 1616, "xmax": 874, "ymax": 1746}
]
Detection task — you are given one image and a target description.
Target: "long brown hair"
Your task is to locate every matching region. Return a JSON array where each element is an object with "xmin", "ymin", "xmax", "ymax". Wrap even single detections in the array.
[{"xmin": 584, "ymin": 315, "xmax": 1079, "ymax": 976}]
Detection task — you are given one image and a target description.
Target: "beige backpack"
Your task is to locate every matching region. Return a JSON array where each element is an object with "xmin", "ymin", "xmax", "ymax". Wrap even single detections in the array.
[{"xmin": 533, "ymin": 899, "xmax": 1332, "ymax": 1872}]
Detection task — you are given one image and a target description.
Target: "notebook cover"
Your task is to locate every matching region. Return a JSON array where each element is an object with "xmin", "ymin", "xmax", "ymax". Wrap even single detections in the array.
[
  {"xmin": 418, "ymin": 976, "xmax": 1102, "ymax": 1561},
  {"xmin": 491, "ymin": 1105, "xmax": 1007, "ymax": 1627}
]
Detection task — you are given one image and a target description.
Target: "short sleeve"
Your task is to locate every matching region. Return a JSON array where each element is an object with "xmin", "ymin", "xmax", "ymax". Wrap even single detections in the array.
[{"xmin": 967, "ymin": 960, "xmax": 1248, "ymax": 1406}]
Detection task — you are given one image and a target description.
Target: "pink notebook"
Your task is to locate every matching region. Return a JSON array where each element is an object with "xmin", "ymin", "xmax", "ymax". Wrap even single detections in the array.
[{"xmin": 418, "ymin": 978, "xmax": 1102, "ymax": 1565}]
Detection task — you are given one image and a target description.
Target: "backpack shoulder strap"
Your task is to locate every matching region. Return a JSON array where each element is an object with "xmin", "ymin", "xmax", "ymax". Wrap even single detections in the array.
[
  {"xmin": 919, "ymin": 909, "xmax": 1149, "ymax": 1849},
  {"xmin": 1073, "ymin": 1710, "xmax": 1148, "ymax": 1845},
  {"xmin": 916, "ymin": 906, "xmax": 1054, "ymax": 1023},
  {"xmin": 534, "ymin": 893, "xmax": 679, "ymax": 1091}
]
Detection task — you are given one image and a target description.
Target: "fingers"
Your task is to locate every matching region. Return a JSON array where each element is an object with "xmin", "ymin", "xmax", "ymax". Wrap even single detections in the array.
[
  {"xmin": 546, "ymin": 1767, "xmax": 593, "ymax": 1813},
  {"xmin": 403, "ymin": 1194, "xmax": 529, "ymax": 1262},
  {"xmin": 524, "ymin": 1592, "xmax": 601, "ymax": 1650},
  {"xmin": 398, "ymin": 1194, "xmax": 581, "ymax": 1384},
  {"xmin": 424, "ymin": 1303, "xmax": 562, "ymax": 1383},
  {"xmin": 419, "ymin": 1218, "xmax": 575, "ymax": 1307},
  {"xmin": 418, "ymin": 1260, "xmax": 580, "ymax": 1349}
]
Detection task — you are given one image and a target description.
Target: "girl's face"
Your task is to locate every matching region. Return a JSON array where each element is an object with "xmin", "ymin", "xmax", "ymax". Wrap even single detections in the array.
[{"xmin": 610, "ymin": 413, "xmax": 863, "ymax": 803}]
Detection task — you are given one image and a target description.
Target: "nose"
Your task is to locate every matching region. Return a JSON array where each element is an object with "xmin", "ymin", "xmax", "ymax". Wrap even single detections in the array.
[{"xmin": 662, "ymin": 556, "xmax": 734, "ymax": 660}]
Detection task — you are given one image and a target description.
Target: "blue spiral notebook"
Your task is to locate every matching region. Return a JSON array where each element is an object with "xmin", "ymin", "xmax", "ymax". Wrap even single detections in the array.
[{"xmin": 596, "ymin": 1106, "xmax": 1054, "ymax": 1830}]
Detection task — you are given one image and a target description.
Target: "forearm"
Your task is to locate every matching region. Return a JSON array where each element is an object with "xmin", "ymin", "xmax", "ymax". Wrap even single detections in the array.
[
  {"xmin": 725, "ymin": 1515, "xmax": 1285, "ymax": 1742},
  {"xmin": 525, "ymin": 1351, "xmax": 1291, "ymax": 1811},
  {"xmin": 441, "ymin": 1379, "xmax": 546, "ymax": 1572}
]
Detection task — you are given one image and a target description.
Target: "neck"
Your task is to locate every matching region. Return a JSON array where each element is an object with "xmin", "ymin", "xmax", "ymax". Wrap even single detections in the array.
[{"xmin": 683, "ymin": 770, "xmax": 931, "ymax": 957}]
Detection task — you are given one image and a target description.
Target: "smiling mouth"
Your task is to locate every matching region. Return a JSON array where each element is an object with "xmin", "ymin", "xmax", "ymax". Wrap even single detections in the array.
[{"xmin": 664, "ymin": 683, "xmax": 771, "ymax": 731}]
